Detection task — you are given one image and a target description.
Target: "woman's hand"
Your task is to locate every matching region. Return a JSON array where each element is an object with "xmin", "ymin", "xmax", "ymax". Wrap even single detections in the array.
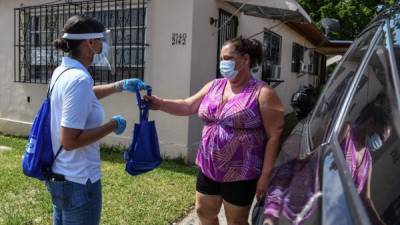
[
  {"xmin": 143, "ymin": 95, "xmax": 164, "ymax": 110},
  {"xmin": 111, "ymin": 115, "xmax": 127, "ymax": 135},
  {"xmin": 115, "ymin": 78, "xmax": 150, "ymax": 92},
  {"xmin": 256, "ymin": 173, "xmax": 270, "ymax": 200}
]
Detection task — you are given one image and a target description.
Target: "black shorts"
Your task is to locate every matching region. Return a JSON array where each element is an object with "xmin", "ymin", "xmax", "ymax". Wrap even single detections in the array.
[{"xmin": 196, "ymin": 171, "xmax": 257, "ymax": 206}]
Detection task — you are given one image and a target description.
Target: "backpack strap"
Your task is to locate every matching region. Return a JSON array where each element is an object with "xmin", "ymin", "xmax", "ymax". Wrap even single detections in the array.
[
  {"xmin": 53, "ymin": 145, "xmax": 63, "ymax": 162},
  {"xmin": 47, "ymin": 67, "xmax": 74, "ymax": 98},
  {"xmin": 47, "ymin": 67, "xmax": 75, "ymax": 165}
]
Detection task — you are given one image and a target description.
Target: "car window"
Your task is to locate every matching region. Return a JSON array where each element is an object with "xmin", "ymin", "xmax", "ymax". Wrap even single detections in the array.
[
  {"xmin": 262, "ymin": 121, "xmax": 321, "ymax": 225},
  {"xmin": 322, "ymin": 150, "xmax": 355, "ymax": 225},
  {"xmin": 308, "ymin": 25, "xmax": 381, "ymax": 150},
  {"xmin": 390, "ymin": 13, "xmax": 400, "ymax": 76},
  {"xmin": 334, "ymin": 33, "xmax": 400, "ymax": 225}
]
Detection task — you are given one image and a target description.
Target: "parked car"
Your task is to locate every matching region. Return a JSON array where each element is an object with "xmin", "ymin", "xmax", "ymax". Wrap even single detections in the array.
[{"xmin": 252, "ymin": 5, "xmax": 400, "ymax": 225}]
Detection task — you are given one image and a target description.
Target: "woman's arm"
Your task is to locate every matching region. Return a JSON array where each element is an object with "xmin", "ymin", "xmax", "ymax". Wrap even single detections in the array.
[
  {"xmin": 256, "ymin": 85, "xmax": 285, "ymax": 199},
  {"xmin": 61, "ymin": 120, "xmax": 117, "ymax": 150},
  {"xmin": 361, "ymin": 167, "xmax": 386, "ymax": 225},
  {"xmin": 144, "ymin": 82, "xmax": 212, "ymax": 116},
  {"xmin": 93, "ymin": 82, "xmax": 119, "ymax": 100}
]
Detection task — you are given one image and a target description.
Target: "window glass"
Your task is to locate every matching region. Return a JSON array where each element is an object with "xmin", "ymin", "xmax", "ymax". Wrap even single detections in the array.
[
  {"xmin": 335, "ymin": 33, "xmax": 400, "ymax": 224},
  {"xmin": 262, "ymin": 30, "xmax": 281, "ymax": 80},
  {"xmin": 291, "ymin": 42, "xmax": 304, "ymax": 73},
  {"xmin": 312, "ymin": 51, "xmax": 322, "ymax": 76},
  {"xmin": 308, "ymin": 25, "xmax": 381, "ymax": 149},
  {"xmin": 390, "ymin": 12, "xmax": 400, "ymax": 75},
  {"xmin": 262, "ymin": 121, "xmax": 321, "ymax": 225},
  {"xmin": 322, "ymin": 150, "xmax": 355, "ymax": 225},
  {"xmin": 15, "ymin": 1, "xmax": 147, "ymax": 84}
]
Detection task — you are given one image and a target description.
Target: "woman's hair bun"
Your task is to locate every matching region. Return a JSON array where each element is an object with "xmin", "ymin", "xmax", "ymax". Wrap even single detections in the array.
[{"xmin": 53, "ymin": 38, "xmax": 70, "ymax": 53}]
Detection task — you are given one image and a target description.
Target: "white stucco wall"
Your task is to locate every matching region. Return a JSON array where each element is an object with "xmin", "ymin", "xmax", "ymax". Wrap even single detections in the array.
[
  {"xmin": 0, "ymin": 0, "xmax": 53, "ymax": 137},
  {"xmin": 0, "ymin": 0, "xmax": 196, "ymax": 159},
  {"xmin": 144, "ymin": 0, "xmax": 194, "ymax": 158},
  {"xmin": 0, "ymin": 0, "xmax": 323, "ymax": 162}
]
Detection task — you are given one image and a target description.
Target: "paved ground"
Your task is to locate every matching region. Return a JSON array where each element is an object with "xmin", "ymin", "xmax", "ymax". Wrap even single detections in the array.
[
  {"xmin": 176, "ymin": 199, "xmax": 257, "ymax": 225},
  {"xmin": 0, "ymin": 145, "xmax": 12, "ymax": 153},
  {"xmin": 175, "ymin": 207, "xmax": 226, "ymax": 225}
]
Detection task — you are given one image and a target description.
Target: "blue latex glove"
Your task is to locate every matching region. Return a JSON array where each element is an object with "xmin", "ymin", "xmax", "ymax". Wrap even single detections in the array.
[
  {"xmin": 111, "ymin": 115, "xmax": 126, "ymax": 135},
  {"xmin": 121, "ymin": 79, "xmax": 150, "ymax": 93}
]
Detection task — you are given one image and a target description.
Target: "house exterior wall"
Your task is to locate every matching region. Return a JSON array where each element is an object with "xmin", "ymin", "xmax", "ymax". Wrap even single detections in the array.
[
  {"xmin": 0, "ymin": 0, "xmax": 196, "ymax": 160},
  {"xmin": 238, "ymin": 14, "xmax": 318, "ymax": 111},
  {"xmin": 0, "ymin": 0, "xmax": 322, "ymax": 163},
  {"xmin": 0, "ymin": 0, "xmax": 51, "ymax": 137}
]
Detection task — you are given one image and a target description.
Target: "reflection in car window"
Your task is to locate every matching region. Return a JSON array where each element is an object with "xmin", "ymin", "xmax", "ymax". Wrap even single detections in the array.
[
  {"xmin": 336, "ymin": 33, "xmax": 400, "ymax": 225},
  {"xmin": 322, "ymin": 150, "xmax": 354, "ymax": 225},
  {"xmin": 262, "ymin": 121, "xmax": 321, "ymax": 225},
  {"xmin": 308, "ymin": 25, "xmax": 381, "ymax": 149},
  {"xmin": 390, "ymin": 13, "xmax": 400, "ymax": 75}
]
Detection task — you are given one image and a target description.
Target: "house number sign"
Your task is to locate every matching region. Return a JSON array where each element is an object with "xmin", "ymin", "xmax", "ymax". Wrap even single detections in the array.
[{"xmin": 172, "ymin": 33, "xmax": 187, "ymax": 46}]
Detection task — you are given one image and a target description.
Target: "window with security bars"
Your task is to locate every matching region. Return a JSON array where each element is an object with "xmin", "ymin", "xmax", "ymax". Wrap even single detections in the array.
[
  {"xmin": 14, "ymin": 0, "xmax": 147, "ymax": 84},
  {"xmin": 262, "ymin": 30, "xmax": 281, "ymax": 80},
  {"xmin": 312, "ymin": 51, "xmax": 323, "ymax": 76},
  {"xmin": 291, "ymin": 42, "xmax": 304, "ymax": 73}
]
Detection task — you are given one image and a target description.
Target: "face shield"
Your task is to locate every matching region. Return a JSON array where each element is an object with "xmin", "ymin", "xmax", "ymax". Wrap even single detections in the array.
[{"xmin": 62, "ymin": 30, "xmax": 114, "ymax": 72}]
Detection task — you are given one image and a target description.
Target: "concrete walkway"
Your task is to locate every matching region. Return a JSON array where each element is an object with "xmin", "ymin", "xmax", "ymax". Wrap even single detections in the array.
[
  {"xmin": 0, "ymin": 145, "xmax": 12, "ymax": 153},
  {"xmin": 176, "ymin": 206, "xmax": 227, "ymax": 225},
  {"xmin": 176, "ymin": 199, "xmax": 256, "ymax": 225}
]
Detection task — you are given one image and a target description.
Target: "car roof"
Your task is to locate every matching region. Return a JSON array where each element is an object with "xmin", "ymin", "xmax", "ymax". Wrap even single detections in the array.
[{"xmin": 357, "ymin": 4, "xmax": 400, "ymax": 39}]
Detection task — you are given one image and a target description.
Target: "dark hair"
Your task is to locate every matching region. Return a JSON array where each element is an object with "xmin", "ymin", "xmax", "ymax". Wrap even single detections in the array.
[
  {"xmin": 356, "ymin": 95, "xmax": 391, "ymax": 130},
  {"xmin": 53, "ymin": 15, "xmax": 105, "ymax": 55},
  {"xmin": 223, "ymin": 36, "xmax": 263, "ymax": 68}
]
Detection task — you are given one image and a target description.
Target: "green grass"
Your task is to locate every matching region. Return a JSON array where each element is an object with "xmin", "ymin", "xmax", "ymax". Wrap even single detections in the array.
[
  {"xmin": 0, "ymin": 135, "xmax": 197, "ymax": 225},
  {"xmin": 0, "ymin": 113, "xmax": 299, "ymax": 225}
]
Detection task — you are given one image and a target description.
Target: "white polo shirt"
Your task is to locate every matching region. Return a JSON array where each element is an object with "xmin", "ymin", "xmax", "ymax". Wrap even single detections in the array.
[{"xmin": 50, "ymin": 56, "xmax": 105, "ymax": 184}]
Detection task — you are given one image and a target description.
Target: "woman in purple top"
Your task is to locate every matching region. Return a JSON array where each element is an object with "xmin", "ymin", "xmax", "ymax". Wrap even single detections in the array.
[
  {"xmin": 145, "ymin": 36, "xmax": 284, "ymax": 225},
  {"xmin": 338, "ymin": 99, "xmax": 391, "ymax": 225},
  {"xmin": 262, "ymin": 97, "xmax": 391, "ymax": 225}
]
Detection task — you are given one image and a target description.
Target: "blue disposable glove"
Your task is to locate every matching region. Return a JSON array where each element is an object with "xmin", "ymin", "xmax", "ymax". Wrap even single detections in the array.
[
  {"xmin": 117, "ymin": 78, "xmax": 150, "ymax": 93},
  {"xmin": 111, "ymin": 115, "xmax": 126, "ymax": 135}
]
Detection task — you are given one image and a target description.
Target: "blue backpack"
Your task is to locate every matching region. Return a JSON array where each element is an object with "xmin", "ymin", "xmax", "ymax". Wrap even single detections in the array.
[{"xmin": 22, "ymin": 68, "xmax": 71, "ymax": 180}]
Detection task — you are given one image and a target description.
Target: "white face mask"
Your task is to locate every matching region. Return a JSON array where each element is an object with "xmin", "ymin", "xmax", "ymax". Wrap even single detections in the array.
[{"xmin": 219, "ymin": 60, "xmax": 239, "ymax": 80}]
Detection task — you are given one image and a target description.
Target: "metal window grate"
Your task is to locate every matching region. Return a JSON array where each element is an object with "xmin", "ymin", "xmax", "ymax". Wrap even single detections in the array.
[
  {"xmin": 291, "ymin": 42, "xmax": 304, "ymax": 73},
  {"xmin": 14, "ymin": 0, "xmax": 147, "ymax": 84},
  {"xmin": 262, "ymin": 30, "xmax": 282, "ymax": 80}
]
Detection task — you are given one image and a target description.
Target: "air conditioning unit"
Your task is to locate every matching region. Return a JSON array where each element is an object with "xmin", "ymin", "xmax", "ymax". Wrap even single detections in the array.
[
  {"xmin": 271, "ymin": 65, "xmax": 281, "ymax": 79},
  {"xmin": 300, "ymin": 62, "xmax": 308, "ymax": 73}
]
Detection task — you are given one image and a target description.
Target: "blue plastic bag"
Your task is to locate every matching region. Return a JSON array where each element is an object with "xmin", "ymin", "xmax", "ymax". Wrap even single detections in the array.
[
  {"xmin": 22, "ymin": 68, "xmax": 70, "ymax": 180},
  {"xmin": 124, "ymin": 88, "xmax": 162, "ymax": 176}
]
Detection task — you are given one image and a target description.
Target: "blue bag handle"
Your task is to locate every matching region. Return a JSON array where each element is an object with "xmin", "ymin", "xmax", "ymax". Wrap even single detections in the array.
[{"xmin": 135, "ymin": 88, "xmax": 152, "ymax": 122}]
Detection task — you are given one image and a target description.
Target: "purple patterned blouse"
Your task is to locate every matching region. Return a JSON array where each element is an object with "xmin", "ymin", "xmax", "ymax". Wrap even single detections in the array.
[
  {"xmin": 342, "ymin": 127, "xmax": 371, "ymax": 193},
  {"xmin": 263, "ymin": 126, "xmax": 370, "ymax": 224},
  {"xmin": 196, "ymin": 77, "xmax": 266, "ymax": 182}
]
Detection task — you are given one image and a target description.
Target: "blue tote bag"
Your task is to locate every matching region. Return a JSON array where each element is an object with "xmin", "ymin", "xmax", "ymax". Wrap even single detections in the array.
[{"xmin": 124, "ymin": 88, "xmax": 162, "ymax": 176}]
